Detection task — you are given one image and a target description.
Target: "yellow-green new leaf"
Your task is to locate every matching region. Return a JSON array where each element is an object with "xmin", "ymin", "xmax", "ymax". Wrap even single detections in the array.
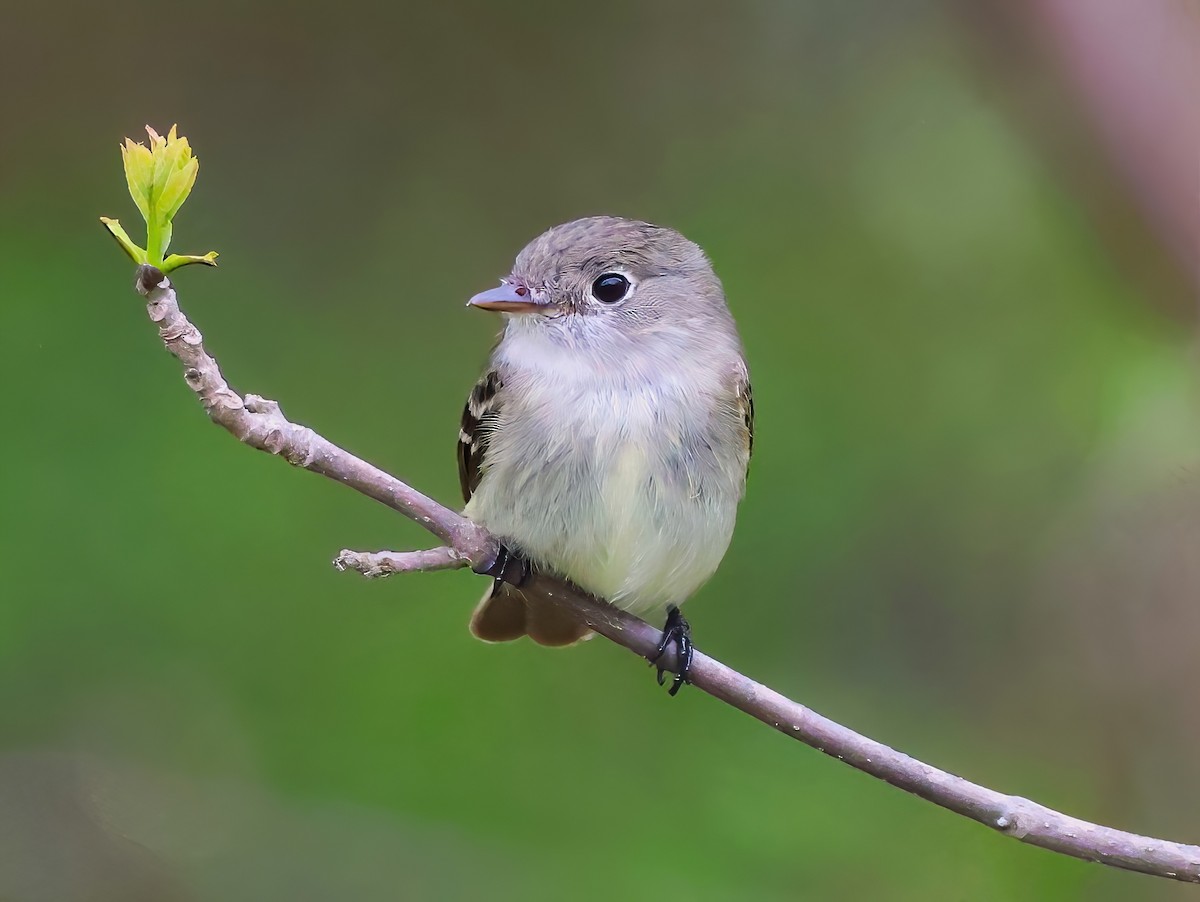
[
  {"xmin": 147, "ymin": 126, "xmax": 172, "ymax": 210},
  {"xmin": 158, "ymin": 155, "xmax": 199, "ymax": 222},
  {"xmin": 121, "ymin": 138, "xmax": 154, "ymax": 220},
  {"xmin": 158, "ymin": 220, "xmax": 173, "ymax": 260},
  {"xmin": 162, "ymin": 250, "xmax": 219, "ymax": 273},
  {"xmin": 100, "ymin": 217, "xmax": 148, "ymax": 264},
  {"xmin": 102, "ymin": 124, "xmax": 218, "ymax": 271}
]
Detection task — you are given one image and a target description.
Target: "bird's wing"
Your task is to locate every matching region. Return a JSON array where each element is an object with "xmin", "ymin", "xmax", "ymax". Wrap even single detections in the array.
[
  {"xmin": 739, "ymin": 376, "xmax": 755, "ymax": 467},
  {"xmin": 457, "ymin": 368, "xmax": 504, "ymax": 504}
]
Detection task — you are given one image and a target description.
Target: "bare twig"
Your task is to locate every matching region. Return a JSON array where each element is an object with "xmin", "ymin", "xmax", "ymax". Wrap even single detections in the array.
[
  {"xmin": 334, "ymin": 547, "xmax": 468, "ymax": 577},
  {"xmin": 132, "ymin": 263, "xmax": 1200, "ymax": 883},
  {"xmin": 132, "ymin": 265, "xmax": 498, "ymax": 568}
]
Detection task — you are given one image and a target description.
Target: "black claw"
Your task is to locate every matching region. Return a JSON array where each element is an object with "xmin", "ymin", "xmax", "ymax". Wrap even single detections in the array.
[
  {"xmin": 474, "ymin": 543, "xmax": 531, "ymax": 588},
  {"xmin": 650, "ymin": 605, "xmax": 692, "ymax": 696}
]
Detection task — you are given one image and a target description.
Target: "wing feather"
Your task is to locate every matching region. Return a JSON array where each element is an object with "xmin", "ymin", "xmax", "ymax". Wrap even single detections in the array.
[
  {"xmin": 740, "ymin": 377, "xmax": 754, "ymax": 465},
  {"xmin": 457, "ymin": 369, "xmax": 503, "ymax": 504}
]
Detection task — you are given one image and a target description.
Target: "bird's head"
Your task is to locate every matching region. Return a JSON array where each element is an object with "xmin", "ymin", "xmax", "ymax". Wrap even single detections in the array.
[{"xmin": 468, "ymin": 216, "xmax": 732, "ymax": 350}]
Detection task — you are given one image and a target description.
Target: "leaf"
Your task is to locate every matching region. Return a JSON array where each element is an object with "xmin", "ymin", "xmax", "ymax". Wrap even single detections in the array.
[
  {"xmin": 161, "ymin": 250, "xmax": 219, "ymax": 273},
  {"xmin": 121, "ymin": 139, "xmax": 154, "ymax": 220},
  {"xmin": 158, "ymin": 155, "xmax": 199, "ymax": 222},
  {"xmin": 158, "ymin": 220, "xmax": 173, "ymax": 259},
  {"xmin": 99, "ymin": 217, "xmax": 148, "ymax": 264},
  {"xmin": 103, "ymin": 124, "xmax": 218, "ymax": 270},
  {"xmin": 147, "ymin": 125, "xmax": 171, "ymax": 206}
]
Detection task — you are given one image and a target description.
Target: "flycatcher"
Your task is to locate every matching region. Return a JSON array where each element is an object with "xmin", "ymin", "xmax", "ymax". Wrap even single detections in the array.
[{"xmin": 460, "ymin": 216, "xmax": 753, "ymax": 693}]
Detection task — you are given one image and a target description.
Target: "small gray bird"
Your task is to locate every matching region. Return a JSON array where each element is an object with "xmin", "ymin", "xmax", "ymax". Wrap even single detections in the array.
[{"xmin": 459, "ymin": 216, "xmax": 753, "ymax": 692}]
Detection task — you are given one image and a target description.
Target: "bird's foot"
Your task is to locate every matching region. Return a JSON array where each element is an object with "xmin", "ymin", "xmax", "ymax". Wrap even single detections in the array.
[
  {"xmin": 650, "ymin": 605, "xmax": 693, "ymax": 696},
  {"xmin": 474, "ymin": 543, "xmax": 531, "ymax": 588}
]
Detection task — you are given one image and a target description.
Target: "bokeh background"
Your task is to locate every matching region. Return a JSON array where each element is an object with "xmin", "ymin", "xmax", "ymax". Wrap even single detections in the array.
[{"xmin": 2, "ymin": 1, "xmax": 1199, "ymax": 899}]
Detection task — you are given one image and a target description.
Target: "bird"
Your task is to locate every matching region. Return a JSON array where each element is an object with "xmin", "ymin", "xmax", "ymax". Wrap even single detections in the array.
[{"xmin": 458, "ymin": 216, "xmax": 753, "ymax": 693}]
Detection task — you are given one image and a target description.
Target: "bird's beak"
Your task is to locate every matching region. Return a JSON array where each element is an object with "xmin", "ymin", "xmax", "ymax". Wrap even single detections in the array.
[{"xmin": 468, "ymin": 282, "xmax": 556, "ymax": 315}]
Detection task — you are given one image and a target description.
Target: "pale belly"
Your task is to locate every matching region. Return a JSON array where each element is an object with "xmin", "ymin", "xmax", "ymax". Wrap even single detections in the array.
[{"xmin": 464, "ymin": 389, "xmax": 741, "ymax": 617}]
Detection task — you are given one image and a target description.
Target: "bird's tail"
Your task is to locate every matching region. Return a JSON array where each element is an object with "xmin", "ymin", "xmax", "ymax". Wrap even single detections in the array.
[{"xmin": 469, "ymin": 581, "xmax": 591, "ymax": 646}]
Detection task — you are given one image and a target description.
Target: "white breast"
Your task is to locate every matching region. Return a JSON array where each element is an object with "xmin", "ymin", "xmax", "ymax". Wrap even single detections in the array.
[{"xmin": 464, "ymin": 320, "xmax": 745, "ymax": 617}]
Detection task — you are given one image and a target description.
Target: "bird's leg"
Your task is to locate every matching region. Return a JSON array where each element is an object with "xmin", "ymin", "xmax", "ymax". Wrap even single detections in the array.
[
  {"xmin": 474, "ymin": 542, "xmax": 531, "ymax": 588},
  {"xmin": 651, "ymin": 605, "xmax": 693, "ymax": 696}
]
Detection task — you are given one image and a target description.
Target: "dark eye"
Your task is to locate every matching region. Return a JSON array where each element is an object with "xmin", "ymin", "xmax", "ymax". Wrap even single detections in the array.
[{"xmin": 591, "ymin": 273, "xmax": 631, "ymax": 304}]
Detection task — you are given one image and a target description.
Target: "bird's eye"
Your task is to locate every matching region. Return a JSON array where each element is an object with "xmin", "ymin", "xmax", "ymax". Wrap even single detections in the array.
[{"xmin": 591, "ymin": 273, "xmax": 631, "ymax": 304}]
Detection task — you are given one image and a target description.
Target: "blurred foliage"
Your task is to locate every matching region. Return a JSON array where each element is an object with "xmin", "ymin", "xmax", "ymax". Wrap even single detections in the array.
[{"xmin": 1, "ymin": 1, "xmax": 1197, "ymax": 900}]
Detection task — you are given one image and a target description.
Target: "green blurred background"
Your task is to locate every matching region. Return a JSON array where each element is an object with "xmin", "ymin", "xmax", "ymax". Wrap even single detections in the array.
[{"xmin": 2, "ymin": 1, "xmax": 1199, "ymax": 899}]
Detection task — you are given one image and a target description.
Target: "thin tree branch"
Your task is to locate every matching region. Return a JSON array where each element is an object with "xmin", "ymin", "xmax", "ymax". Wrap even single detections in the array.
[
  {"xmin": 132, "ymin": 265, "xmax": 499, "ymax": 567},
  {"xmin": 334, "ymin": 547, "xmax": 469, "ymax": 577},
  {"xmin": 132, "ymin": 263, "xmax": 1200, "ymax": 884}
]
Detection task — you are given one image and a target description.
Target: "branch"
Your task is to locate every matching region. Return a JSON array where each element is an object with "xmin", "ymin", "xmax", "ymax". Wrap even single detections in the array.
[
  {"xmin": 132, "ymin": 263, "xmax": 1200, "ymax": 884},
  {"xmin": 334, "ymin": 547, "xmax": 468, "ymax": 577}
]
